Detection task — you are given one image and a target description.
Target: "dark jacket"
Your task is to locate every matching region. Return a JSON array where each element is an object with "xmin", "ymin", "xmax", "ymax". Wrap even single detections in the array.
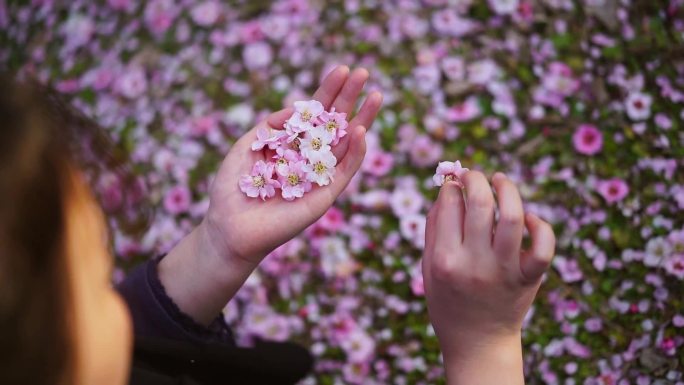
[{"xmin": 117, "ymin": 257, "xmax": 313, "ymax": 385}]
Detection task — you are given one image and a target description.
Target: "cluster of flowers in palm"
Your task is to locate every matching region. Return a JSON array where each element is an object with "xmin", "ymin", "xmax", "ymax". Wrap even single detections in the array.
[{"xmin": 239, "ymin": 100, "xmax": 348, "ymax": 201}]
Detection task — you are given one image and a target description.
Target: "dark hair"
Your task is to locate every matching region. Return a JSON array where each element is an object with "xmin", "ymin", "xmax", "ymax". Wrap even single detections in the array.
[{"xmin": 0, "ymin": 74, "xmax": 145, "ymax": 384}]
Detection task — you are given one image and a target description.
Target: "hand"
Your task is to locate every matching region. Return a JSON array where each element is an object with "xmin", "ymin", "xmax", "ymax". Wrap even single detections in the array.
[
  {"xmin": 204, "ymin": 66, "xmax": 382, "ymax": 265},
  {"xmin": 159, "ymin": 66, "xmax": 382, "ymax": 324},
  {"xmin": 422, "ymin": 171, "xmax": 555, "ymax": 384}
]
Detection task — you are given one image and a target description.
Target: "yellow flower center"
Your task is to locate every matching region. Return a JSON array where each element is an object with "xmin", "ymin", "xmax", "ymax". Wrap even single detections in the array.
[
  {"xmin": 444, "ymin": 174, "xmax": 455, "ymax": 182},
  {"xmin": 314, "ymin": 162, "xmax": 327, "ymax": 175},
  {"xmin": 287, "ymin": 174, "xmax": 299, "ymax": 186},
  {"xmin": 276, "ymin": 157, "xmax": 288, "ymax": 166},
  {"xmin": 301, "ymin": 110, "xmax": 312, "ymax": 122},
  {"xmin": 252, "ymin": 175, "xmax": 265, "ymax": 188},
  {"xmin": 325, "ymin": 120, "xmax": 338, "ymax": 132},
  {"xmin": 311, "ymin": 138, "xmax": 322, "ymax": 150}
]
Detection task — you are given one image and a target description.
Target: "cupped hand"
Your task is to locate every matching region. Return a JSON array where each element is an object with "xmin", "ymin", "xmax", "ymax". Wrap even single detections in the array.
[
  {"xmin": 203, "ymin": 66, "xmax": 383, "ymax": 267},
  {"xmin": 422, "ymin": 171, "xmax": 555, "ymax": 361}
]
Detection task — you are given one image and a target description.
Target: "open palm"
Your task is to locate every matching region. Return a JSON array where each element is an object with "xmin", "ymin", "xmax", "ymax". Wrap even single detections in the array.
[{"xmin": 204, "ymin": 66, "xmax": 383, "ymax": 266}]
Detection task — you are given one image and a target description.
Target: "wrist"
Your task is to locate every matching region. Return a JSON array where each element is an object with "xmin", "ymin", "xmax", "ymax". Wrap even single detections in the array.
[{"xmin": 441, "ymin": 332, "xmax": 524, "ymax": 385}]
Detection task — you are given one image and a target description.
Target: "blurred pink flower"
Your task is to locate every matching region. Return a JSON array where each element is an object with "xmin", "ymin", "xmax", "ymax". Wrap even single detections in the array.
[
  {"xmin": 340, "ymin": 329, "xmax": 375, "ymax": 362},
  {"xmin": 117, "ymin": 67, "xmax": 147, "ymax": 99},
  {"xmin": 573, "ymin": 124, "xmax": 603, "ymax": 156},
  {"xmin": 489, "ymin": 0, "xmax": 519, "ymax": 14},
  {"xmin": 552, "ymin": 256, "xmax": 583, "ymax": 283},
  {"xmin": 625, "ymin": 92, "xmax": 653, "ymax": 121},
  {"xmin": 400, "ymin": 214, "xmax": 426, "ymax": 249},
  {"xmin": 163, "ymin": 185, "xmax": 191, "ymax": 214},
  {"xmin": 243, "ymin": 41, "xmax": 273, "ymax": 70},
  {"xmin": 362, "ymin": 150, "xmax": 394, "ymax": 177},
  {"xmin": 446, "ymin": 96, "xmax": 481, "ymax": 122},
  {"xmin": 318, "ymin": 207, "xmax": 346, "ymax": 232},
  {"xmin": 144, "ymin": 0, "xmax": 177, "ymax": 36},
  {"xmin": 390, "ymin": 187, "xmax": 424, "ymax": 218},
  {"xmin": 664, "ymin": 254, "xmax": 684, "ymax": 279},
  {"xmin": 597, "ymin": 178, "xmax": 629, "ymax": 204},
  {"xmin": 191, "ymin": 1, "xmax": 220, "ymax": 27},
  {"xmin": 409, "ymin": 135, "xmax": 443, "ymax": 168}
]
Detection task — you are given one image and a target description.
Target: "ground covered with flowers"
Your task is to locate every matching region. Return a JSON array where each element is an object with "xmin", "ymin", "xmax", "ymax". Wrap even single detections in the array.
[{"xmin": 3, "ymin": 1, "xmax": 684, "ymax": 384}]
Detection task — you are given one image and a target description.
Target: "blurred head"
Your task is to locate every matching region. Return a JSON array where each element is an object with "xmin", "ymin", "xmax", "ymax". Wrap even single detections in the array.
[{"xmin": 0, "ymin": 75, "xmax": 133, "ymax": 385}]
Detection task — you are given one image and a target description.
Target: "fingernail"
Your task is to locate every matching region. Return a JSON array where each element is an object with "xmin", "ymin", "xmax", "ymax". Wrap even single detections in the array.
[{"xmin": 493, "ymin": 172, "xmax": 507, "ymax": 181}]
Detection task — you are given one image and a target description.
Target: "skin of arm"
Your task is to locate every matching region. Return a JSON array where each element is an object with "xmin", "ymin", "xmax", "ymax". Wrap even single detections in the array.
[
  {"xmin": 158, "ymin": 66, "xmax": 383, "ymax": 325},
  {"xmin": 423, "ymin": 172, "xmax": 556, "ymax": 385}
]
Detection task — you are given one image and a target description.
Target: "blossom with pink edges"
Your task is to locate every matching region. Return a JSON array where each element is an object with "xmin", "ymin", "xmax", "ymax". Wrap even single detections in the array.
[
  {"xmin": 432, "ymin": 160, "xmax": 469, "ymax": 188},
  {"xmin": 238, "ymin": 160, "xmax": 280, "ymax": 200}
]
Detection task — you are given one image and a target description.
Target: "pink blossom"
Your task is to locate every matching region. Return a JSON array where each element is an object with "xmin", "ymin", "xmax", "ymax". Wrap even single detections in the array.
[
  {"xmin": 625, "ymin": 92, "xmax": 653, "ymax": 121},
  {"xmin": 342, "ymin": 362, "xmax": 370, "ymax": 384},
  {"xmin": 191, "ymin": 116, "xmax": 217, "ymax": 137},
  {"xmin": 272, "ymin": 147, "xmax": 301, "ymax": 167},
  {"xmin": 409, "ymin": 135, "xmax": 443, "ymax": 168},
  {"xmin": 489, "ymin": 0, "xmax": 519, "ymax": 15},
  {"xmin": 251, "ymin": 126, "xmax": 286, "ymax": 151},
  {"xmin": 664, "ymin": 254, "xmax": 684, "ymax": 280},
  {"xmin": 445, "ymin": 96, "xmax": 481, "ymax": 122},
  {"xmin": 285, "ymin": 100, "xmax": 325, "ymax": 138},
  {"xmin": 299, "ymin": 126, "xmax": 333, "ymax": 160},
  {"xmin": 467, "ymin": 59, "xmax": 501, "ymax": 85},
  {"xmin": 573, "ymin": 124, "xmax": 603, "ymax": 155},
  {"xmin": 432, "ymin": 160, "xmax": 469, "ymax": 188},
  {"xmin": 276, "ymin": 160, "xmax": 311, "ymax": 201},
  {"xmin": 400, "ymin": 214, "xmax": 426, "ymax": 249},
  {"xmin": 441, "ymin": 56, "xmax": 466, "ymax": 81},
  {"xmin": 317, "ymin": 207, "xmax": 346, "ymax": 232},
  {"xmin": 597, "ymin": 178, "xmax": 630, "ymax": 204},
  {"xmin": 239, "ymin": 160, "xmax": 280, "ymax": 200},
  {"xmin": 303, "ymin": 150, "xmax": 336, "ymax": 186},
  {"xmin": 144, "ymin": 0, "xmax": 177, "ymax": 36},
  {"xmin": 340, "ymin": 329, "xmax": 375, "ymax": 362},
  {"xmin": 317, "ymin": 236, "xmax": 355, "ymax": 278},
  {"xmin": 190, "ymin": 1, "xmax": 220, "ymax": 27},
  {"xmin": 362, "ymin": 150, "xmax": 394, "ymax": 177},
  {"xmin": 390, "ymin": 187, "xmax": 424, "ymax": 218},
  {"xmin": 243, "ymin": 41, "xmax": 273, "ymax": 70},
  {"xmin": 318, "ymin": 108, "xmax": 348, "ymax": 145},
  {"xmin": 107, "ymin": 0, "xmax": 133, "ymax": 11},
  {"xmin": 163, "ymin": 185, "xmax": 191, "ymax": 214},
  {"xmin": 117, "ymin": 67, "xmax": 147, "ymax": 99},
  {"xmin": 552, "ymin": 256, "xmax": 584, "ymax": 283}
]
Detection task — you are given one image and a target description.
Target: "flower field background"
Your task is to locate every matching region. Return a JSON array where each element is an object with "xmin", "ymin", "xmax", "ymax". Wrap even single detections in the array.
[{"xmin": 2, "ymin": 0, "xmax": 684, "ymax": 384}]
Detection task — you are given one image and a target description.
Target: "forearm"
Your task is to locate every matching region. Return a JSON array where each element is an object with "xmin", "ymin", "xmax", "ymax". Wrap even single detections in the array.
[
  {"xmin": 158, "ymin": 220, "xmax": 258, "ymax": 326},
  {"xmin": 442, "ymin": 333, "xmax": 524, "ymax": 385}
]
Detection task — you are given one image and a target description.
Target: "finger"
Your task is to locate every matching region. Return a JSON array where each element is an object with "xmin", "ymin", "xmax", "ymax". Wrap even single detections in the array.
[
  {"xmin": 331, "ymin": 68, "xmax": 369, "ymax": 115},
  {"xmin": 435, "ymin": 181, "xmax": 466, "ymax": 250},
  {"xmin": 312, "ymin": 65, "xmax": 350, "ymax": 109},
  {"xmin": 332, "ymin": 91, "xmax": 383, "ymax": 160},
  {"xmin": 492, "ymin": 172, "xmax": 524, "ymax": 261},
  {"xmin": 305, "ymin": 125, "xmax": 366, "ymax": 208},
  {"xmin": 463, "ymin": 171, "xmax": 495, "ymax": 248},
  {"xmin": 424, "ymin": 200, "xmax": 439, "ymax": 260},
  {"xmin": 520, "ymin": 213, "xmax": 555, "ymax": 283},
  {"xmin": 267, "ymin": 107, "xmax": 294, "ymax": 129}
]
